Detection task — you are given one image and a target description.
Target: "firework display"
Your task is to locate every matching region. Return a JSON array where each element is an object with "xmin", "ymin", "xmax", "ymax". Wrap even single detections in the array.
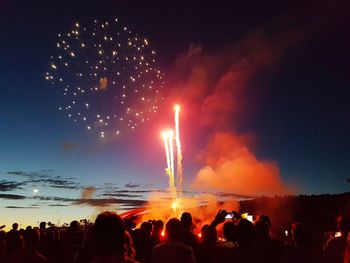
[
  {"xmin": 45, "ymin": 19, "xmax": 165, "ymax": 138},
  {"xmin": 162, "ymin": 105, "xmax": 183, "ymax": 212}
]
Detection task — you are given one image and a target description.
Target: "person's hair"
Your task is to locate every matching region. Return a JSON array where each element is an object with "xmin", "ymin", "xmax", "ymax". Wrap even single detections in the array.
[
  {"xmin": 180, "ymin": 212, "xmax": 192, "ymax": 228},
  {"xmin": 166, "ymin": 218, "xmax": 182, "ymax": 241},
  {"xmin": 69, "ymin": 220, "xmax": 79, "ymax": 231},
  {"xmin": 94, "ymin": 211, "xmax": 126, "ymax": 255},
  {"xmin": 236, "ymin": 218, "xmax": 254, "ymax": 247},
  {"xmin": 223, "ymin": 221, "xmax": 236, "ymax": 242},
  {"xmin": 254, "ymin": 220, "xmax": 269, "ymax": 240},
  {"xmin": 153, "ymin": 220, "xmax": 164, "ymax": 233},
  {"xmin": 12, "ymin": 223, "xmax": 18, "ymax": 230},
  {"xmin": 39, "ymin": 222, "xmax": 46, "ymax": 229},
  {"xmin": 257, "ymin": 215, "xmax": 271, "ymax": 228},
  {"xmin": 140, "ymin": 221, "xmax": 152, "ymax": 234}
]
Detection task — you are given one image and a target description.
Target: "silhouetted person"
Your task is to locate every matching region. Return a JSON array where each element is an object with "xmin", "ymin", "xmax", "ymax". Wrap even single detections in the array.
[
  {"xmin": 152, "ymin": 218, "xmax": 196, "ymax": 263},
  {"xmin": 133, "ymin": 226, "xmax": 152, "ymax": 263},
  {"xmin": 63, "ymin": 220, "xmax": 84, "ymax": 263},
  {"xmin": 325, "ymin": 215, "xmax": 350, "ymax": 263},
  {"xmin": 92, "ymin": 211, "xmax": 137, "ymax": 263},
  {"xmin": 10, "ymin": 223, "xmax": 19, "ymax": 233},
  {"xmin": 252, "ymin": 219, "xmax": 283, "ymax": 263},
  {"xmin": 0, "ymin": 230, "xmax": 6, "ymax": 262},
  {"xmin": 151, "ymin": 220, "xmax": 164, "ymax": 248},
  {"xmin": 5, "ymin": 226, "xmax": 24, "ymax": 263},
  {"xmin": 257, "ymin": 214, "xmax": 271, "ymax": 227},
  {"xmin": 282, "ymin": 222, "xmax": 323, "ymax": 263},
  {"xmin": 222, "ymin": 221, "xmax": 237, "ymax": 247},
  {"xmin": 22, "ymin": 228, "xmax": 47, "ymax": 263},
  {"xmin": 198, "ymin": 210, "xmax": 225, "ymax": 263},
  {"xmin": 38, "ymin": 222, "xmax": 48, "ymax": 257},
  {"xmin": 180, "ymin": 212, "xmax": 198, "ymax": 251}
]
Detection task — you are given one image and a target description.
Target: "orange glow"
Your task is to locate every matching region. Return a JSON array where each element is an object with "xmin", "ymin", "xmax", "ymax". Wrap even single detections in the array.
[
  {"xmin": 198, "ymin": 233, "xmax": 202, "ymax": 238},
  {"xmin": 194, "ymin": 132, "xmax": 291, "ymax": 196},
  {"xmin": 161, "ymin": 229, "xmax": 165, "ymax": 237}
]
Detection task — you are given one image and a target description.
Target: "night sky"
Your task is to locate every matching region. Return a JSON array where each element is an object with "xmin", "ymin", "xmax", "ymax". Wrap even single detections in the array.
[{"xmin": 0, "ymin": 0, "xmax": 349, "ymax": 228}]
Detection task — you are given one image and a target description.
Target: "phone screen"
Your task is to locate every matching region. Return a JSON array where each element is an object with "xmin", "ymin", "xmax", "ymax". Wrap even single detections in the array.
[{"xmin": 225, "ymin": 213, "xmax": 234, "ymax": 219}]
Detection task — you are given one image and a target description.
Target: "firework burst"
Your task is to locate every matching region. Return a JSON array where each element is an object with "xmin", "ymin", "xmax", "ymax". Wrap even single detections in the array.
[{"xmin": 45, "ymin": 18, "xmax": 165, "ymax": 138}]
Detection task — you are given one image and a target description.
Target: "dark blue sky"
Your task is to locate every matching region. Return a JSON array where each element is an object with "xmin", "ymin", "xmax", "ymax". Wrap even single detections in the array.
[{"xmin": 0, "ymin": 0, "xmax": 349, "ymax": 226}]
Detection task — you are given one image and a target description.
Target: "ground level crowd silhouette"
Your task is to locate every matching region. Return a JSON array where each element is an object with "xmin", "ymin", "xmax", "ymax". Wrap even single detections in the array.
[{"xmin": 0, "ymin": 209, "xmax": 349, "ymax": 263}]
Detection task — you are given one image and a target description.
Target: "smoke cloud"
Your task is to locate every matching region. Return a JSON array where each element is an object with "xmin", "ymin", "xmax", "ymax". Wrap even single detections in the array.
[
  {"xmin": 81, "ymin": 186, "xmax": 96, "ymax": 199},
  {"xmin": 194, "ymin": 132, "xmax": 290, "ymax": 195},
  {"xmin": 167, "ymin": 20, "xmax": 304, "ymax": 197}
]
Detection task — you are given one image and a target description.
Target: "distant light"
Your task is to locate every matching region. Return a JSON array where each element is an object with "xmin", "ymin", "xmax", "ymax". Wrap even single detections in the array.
[{"xmin": 33, "ymin": 189, "xmax": 39, "ymax": 194}]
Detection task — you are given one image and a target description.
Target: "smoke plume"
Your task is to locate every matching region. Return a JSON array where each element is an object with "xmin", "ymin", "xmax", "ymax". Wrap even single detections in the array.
[
  {"xmin": 167, "ymin": 23, "xmax": 304, "ymax": 197},
  {"xmin": 81, "ymin": 186, "xmax": 96, "ymax": 199}
]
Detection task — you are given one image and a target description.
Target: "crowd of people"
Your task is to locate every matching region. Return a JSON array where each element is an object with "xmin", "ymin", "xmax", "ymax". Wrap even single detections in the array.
[{"xmin": 0, "ymin": 209, "xmax": 349, "ymax": 263}]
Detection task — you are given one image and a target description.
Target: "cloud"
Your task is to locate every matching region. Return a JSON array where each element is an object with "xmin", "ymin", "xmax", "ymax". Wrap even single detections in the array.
[
  {"xmin": 7, "ymin": 170, "xmax": 54, "ymax": 178},
  {"xmin": 0, "ymin": 180, "xmax": 23, "ymax": 191},
  {"xmin": 101, "ymin": 193, "xmax": 144, "ymax": 198},
  {"xmin": 5, "ymin": 206, "xmax": 38, "ymax": 209},
  {"xmin": 76, "ymin": 198, "xmax": 146, "ymax": 208},
  {"xmin": 47, "ymin": 204, "xmax": 70, "ymax": 207},
  {"xmin": 124, "ymin": 183, "xmax": 141, "ymax": 188},
  {"xmin": 216, "ymin": 192, "xmax": 257, "ymax": 200},
  {"xmin": 7, "ymin": 170, "xmax": 80, "ymax": 190},
  {"xmin": 0, "ymin": 194, "xmax": 26, "ymax": 200},
  {"xmin": 32, "ymin": 196, "xmax": 74, "ymax": 202}
]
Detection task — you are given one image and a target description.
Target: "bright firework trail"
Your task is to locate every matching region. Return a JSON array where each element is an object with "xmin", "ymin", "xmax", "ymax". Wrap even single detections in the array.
[
  {"xmin": 161, "ymin": 105, "xmax": 184, "ymax": 213},
  {"xmin": 174, "ymin": 104, "xmax": 183, "ymax": 195},
  {"xmin": 162, "ymin": 130, "xmax": 177, "ymax": 201},
  {"xmin": 168, "ymin": 130, "xmax": 175, "ymax": 178},
  {"xmin": 162, "ymin": 131, "xmax": 171, "ymax": 172}
]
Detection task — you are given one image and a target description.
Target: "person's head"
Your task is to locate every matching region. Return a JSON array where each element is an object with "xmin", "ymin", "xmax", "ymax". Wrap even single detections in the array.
[
  {"xmin": 39, "ymin": 222, "xmax": 46, "ymax": 229},
  {"xmin": 12, "ymin": 223, "xmax": 18, "ymax": 231},
  {"xmin": 180, "ymin": 212, "xmax": 193, "ymax": 229},
  {"xmin": 6, "ymin": 230, "xmax": 24, "ymax": 254},
  {"xmin": 69, "ymin": 220, "xmax": 79, "ymax": 232},
  {"xmin": 235, "ymin": 218, "xmax": 254, "ymax": 247},
  {"xmin": 337, "ymin": 215, "xmax": 350, "ymax": 235},
  {"xmin": 202, "ymin": 225, "xmax": 217, "ymax": 244},
  {"xmin": 223, "ymin": 221, "xmax": 236, "ymax": 242},
  {"xmin": 257, "ymin": 215, "xmax": 271, "ymax": 229},
  {"xmin": 141, "ymin": 221, "xmax": 152, "ymax": 235},
  {"xmin": 94, "ymin": 211, "xmax": 126, "ymax": 256},
  {"xmin": 153, "ymin": 220, "xmax": 164, "ymax": 234},
  {"xmin": 165, "ymin": 218, "xmax": 182, "ymax": 241},
  {"xmin": 254, "ymin": 219, "xmax": 270, "ymax": 241}
]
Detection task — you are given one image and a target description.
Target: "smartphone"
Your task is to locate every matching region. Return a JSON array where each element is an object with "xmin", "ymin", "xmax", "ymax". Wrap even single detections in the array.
[
  {"xmin": 225, "ymin": 213, "xmax": 234, "ymax": 219},
  {"xmin": 284, "ymin": 230, "xmax": 289, "ymax": 237}
]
